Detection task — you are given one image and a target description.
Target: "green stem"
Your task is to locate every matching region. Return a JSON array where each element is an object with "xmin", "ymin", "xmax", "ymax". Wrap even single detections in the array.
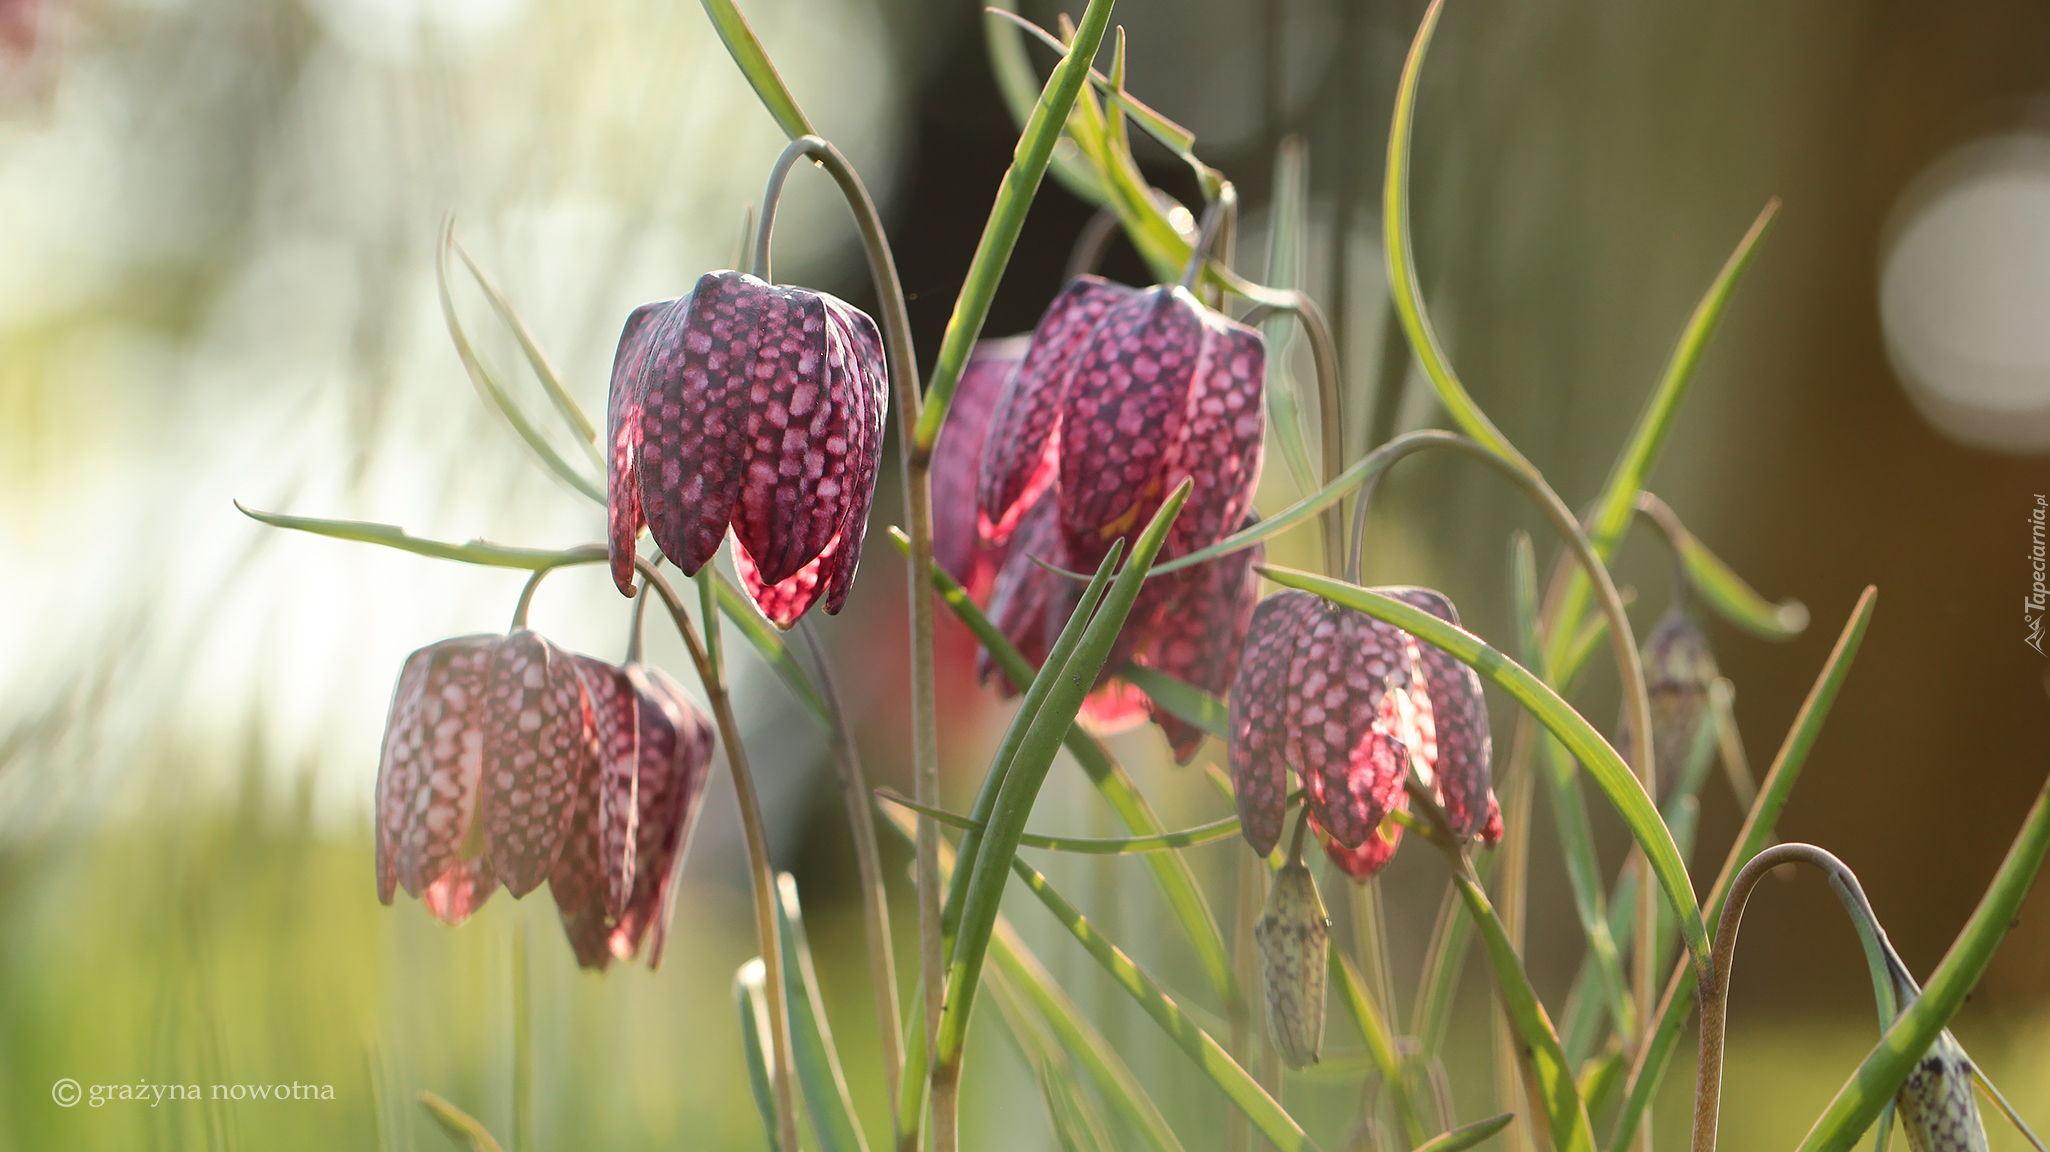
[{"xmin": 512, "ymin": 921, "xmax": 531, "ymax": 1152}]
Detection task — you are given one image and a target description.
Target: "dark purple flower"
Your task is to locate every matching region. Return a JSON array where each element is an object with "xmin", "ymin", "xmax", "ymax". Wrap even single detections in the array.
[
  {"xmin": 374, "ymin": 630, "xmax": 600, "ymax": 924},
  {"xmin": 1228, "ymin": 587, "xmax": 1496, "ymax": 878},
  {"xmin": 607, "ymin": 270, "xmax": 888, "ymax": 629},
  {"xmin": 931, "ymin": 337, "xmax": 1029, "ymax": 602},
  {"xmin": 549, "ymin": 658, "xmax": 715, "ymax": 971}
]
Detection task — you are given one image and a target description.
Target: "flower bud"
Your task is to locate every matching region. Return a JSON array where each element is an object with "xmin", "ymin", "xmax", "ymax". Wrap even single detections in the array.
[
  {"xmin": 1618, "ymin": 607, "xmax": 1717, "ymax": 795},
  {"xmin": 1255, "ymin": 861, "xmax": 1330, "ymax": 1069},
  {"xmin": 1896, "ymin": 1029, "xmax": 1990, "ymax": 1152}
]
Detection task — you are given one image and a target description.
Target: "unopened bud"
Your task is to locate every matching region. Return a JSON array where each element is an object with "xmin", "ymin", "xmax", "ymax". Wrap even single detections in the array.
[
  {"xmin": 1618, "ymin": 607, "xmax": 1717, "ymax": 795},
  {"xmin": 1896, "ymin": 1030, "xmax": 1989, "ymax": 1152},
  {"xmin": 1255, "ymin": 862, "xmax": 1330, "ymax": 1069}
]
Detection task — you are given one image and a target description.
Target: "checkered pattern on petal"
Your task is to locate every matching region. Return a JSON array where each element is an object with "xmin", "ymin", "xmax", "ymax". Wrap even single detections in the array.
[
  {"xmin": 1229, "ymin": 591, "xmax": 1319, "ymax": 856},
  {"xmin": 1136, "ymin": 531, "xmax": 1263, "ymax": 764},
  {"xmin": 933, "ymin": 337, "xmax": 1027, "ymax": 598},
  {"xmin": 1155, "ymin": 294, "xmax": 1265, "ymax": 562},
  {"xmin": 421, "ymin": 856, "xmax": 498, "ymax": 926},
  {"xmin": 1285, "ymin": 605, "xmax": 1416, "ymax": 851},
  {"xmin": 1382, "ymin": 587, "xmax": 1495, "ymax": 839},
  {"xmin": 569, "ymin": 655, "xmax": 641, "ymax": 918},
  {"xmin": 479, "ymin": 630, "xmax": 598, "ymax": 897},
  {"xmin": 375, "ymin": 635, "xmax": 499, "ymax": 902},
  {"xmin": 978, "ymin": 276, "xmax": 1139, "ymax": 541},
  {"xmin": 606, "ymin": 299, "xmax": 676, "ymax": 595},
  {"xmin": 1319, "ymin": 796, "xmax": 1406, "ymax": 880},
  {"xmin": 613, "ymin": 664, "xmax": 717, "ymax": 968}
]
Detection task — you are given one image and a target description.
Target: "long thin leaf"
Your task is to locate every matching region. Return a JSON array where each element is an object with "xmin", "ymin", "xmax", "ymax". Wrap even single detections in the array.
[
  {"xmin": 1010, "ymin": 856, "xmax": 1323, "ymax": 1151},
  {"xmin": 1451, "ymin": 862, "xmax": 1595, "ymax": 1152},
  {"xmin": 888, "ymin": 526, "xmax": 1240, "ymax": 1008},
  {"xmin": 877, "ymin": 789, "xmax": 1241, "ymax": 854},
  {"xmin": 435, "ymin": 221, "xmax": 604, "ymax": 503},
  {"xmin": 913, "ymin": 0, "xmax": 1117, "ymax": 451},
  {"xmin": 980, "ymin": 1, "xmax": 1108, "ymax": 206},
  {"xmin": 734, "ymin": 960, "xmax": 784, "ymax": 1152},
  {"xmin": 1795, "ymin": 775, "xmax": 2049, "ymax": 1152},
  {"xmin": 1383, "ymin": 0, "xmax": 1527, "ymax": 469},
  {"xmin": 1610, "ymin": 586, "xmax": 1878, "ymax": 1149},
  {"xmin": 1331, "ymin": 948, "xmax": 1430, "ymax": 1147},
  {"xmin": 1638, "ymin": 492, "xmax": 1809, "ymax": 640},
  {"xmin": 451, "ymin": 239, "xmax": 602, "ymax": 456},
  {"xmin": 936, "ymin": 482, "xmax": 1187, "ymax": 1070},
  {"xmin": 1262, "ymin": 134, "xmax": 1320, "ymax": 498},
  {"xmin": 1258, "ymin": 566, "xmax": 1711, "ymax": 980},
  {"xmin": 417, "ymin": 1091, "xmax": 507, "ymax": 1152},
  {"xmin": 774, "ymin": 875, "xmax": 869, "ymax": 1152},
  {"xmin": 1121, "ymin": 664, "xmax": 1228, "ymax": 740},
  {"xmin": 711, "ymin": 571, "xmax": 831, "ymax": 726},
  {"xmin": 1416, "ymin": 1113, "xmax": 1516, "ymax": 1152},
  {"xmin": 698, "ymin": 0, "xmax": 814, "ymax": 139}
]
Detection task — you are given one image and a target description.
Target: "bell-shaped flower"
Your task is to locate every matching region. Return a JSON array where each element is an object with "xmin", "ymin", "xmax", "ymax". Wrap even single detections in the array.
[
  {"xmin": 1229, "ymin": 587, "xmax": 1497, "ymax": 877},
  {"xmin": 932, "ymin": 337, "xmax": 1029, "ymax": 602},
  {"xmin": 1616, "ymin": 606, "xmax": 1719, "ymax": 796},
  {"xmin": 607, "ymin": 270, "xmax": 889, "ymax": 628},
  {"xmin": 374, "ymin": 629, "xmax": 600, "ymax": 925},
  {"xmin": 549, "ymin": 657, "xmax": 716, "ymax": 971},
  {"xmin": 977, "ymin": 274, "xmax": 1265, "ymax": 573}
]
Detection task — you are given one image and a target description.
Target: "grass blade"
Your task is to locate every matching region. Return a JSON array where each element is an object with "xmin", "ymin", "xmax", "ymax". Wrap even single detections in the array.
[
  {"xmin": 980, "ymin": 1, "xmax": 1108, "ymax": 206},
  {"xmin": 1794, "ymin": 775, "xmax": 2049, "ymax": 1152},
  {"xmin": 774, "ymin": 876, "xmax": 870, "ymax": 1152},
  {"xmin": 711, "ymin": 571, "xmax": 831, "ymax": 727},
  {"xmin": 734, "ymin": 960, "xmax": 784, "ymax": 1152},
  {"xmin": 451, "ymin": 239, "xmax": 602, "ymax": 458},
  {"xmin": 1416, "ymin": 1113, "xmax": 1516, "ymax": 1152},
  {"xmin": 1611, "ymin": 586, "xmax": 1877, "ymax": 1149},
  {"xmin": 877, "ymin": 789, "xmax": 1241, "ymax": 854},
  {"xmin": 889, "ymin": 526, "xmax": 1240, "ymax": 1009},
  {"xmin": 936, "ymin": 482, "xmax": 1187, "ymax": 1072},
  {"xmin": 698, "ymin": 0, "xmax": 814, "ymax": 139},
  {"xmin": 1257, "ymin": 566, "xmax": 1711, "ymax": 981},
  {"xmin": 236, "ymin": 504, "xmax": 597, "ymax": 569},
  {"xmin": 1331, "ymin": 948, "xmax": 1430, "ymax": 1147},
  {"xmin": 912, "ymin": 0, "xmax": 1117, "ymax": 452},
  {"xmin": 435, "ymin": 221, "xmax": 604, "ymax": 504},
  {"xmin": 1121, "ymin": 664, "xmax": 1228, "ymax": 740},
  {"xmin": 417, "ymin": 1091, "xmax": 507, "ymax": 1152},
  {"xmin": 1011, "ymin": 856, "xmax": 1323, "ymax": 1151},
  {"xmin": 1638, "ymin": 492, "xmax": 1809, "ymax": 639},
  {"xmin": 1262, "ymin": 135, "xmax": 1320, "ymax": 499}
]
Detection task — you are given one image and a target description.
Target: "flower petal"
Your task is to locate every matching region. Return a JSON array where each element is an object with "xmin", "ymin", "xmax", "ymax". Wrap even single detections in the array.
[
  {"xmin": 1318, "ymin": 803, "xmax": 1406, "ymax": 881},
  {"xmin": 977, "ymin": 496, "xmax": 1076, "ymax": 689},
  {"xmin": 934, "ymin": 337, "xmax": 1028, "ymax": 596},
  {"xmin": 735, "ymin": 528, "xmax": 840, "ymax": 630},
  {"xmin": 1138, "ymin": 533, "xmax": 1263, "ymax": 764},
  {"xmin": 606, "ymin": 299, "xmax": 673, "ymax": 595},
  {"xmin": 479, "ymin": 630, "xmax": 598, "ymax": 897},
  {"xmin": 611, "ymin": 664, "xmax": 717, "ymax": 967},
  {"xmin": 422, "ymin": 855, "xmax": 498, "ymax": 926},
  {"xmin": 1156, "ymin": 295, "xmax": 1265, "ymax": 561},
  {"xmin": 1624, "ymin": 607, "xmax": 1717, "ymax": 796},
  {"xmin": 979, "ymin": 276, "xmax": 1139, "ymax": 540},
  {"xmin": 1287, "ymin": 605, "xmax": 1414, "ymax": 850},
  {"xmin": 376, "ymin": 635, "xmax": 498, "ymax": 900},
  {"xmin": 570, "ymin": 655, "xmax": 640, "ymax": 918},
  {"xmin": 1382, "ymin": 587, "xmax": 1494, "ymax": 839},
  {"xmin": 1229, "ymin": 591, "xmax": 1319, "ymax": 856},
  {"xmin": 1056, "ymin": 287, "xmax": 1197, "ymax": 561},
  {"xmin": 636, "ymin": 271, "xmax": 772, "ymax": 577},
  {"xmin": 812, "ymin": 296, "xmax": 888, "ymax": 617}
]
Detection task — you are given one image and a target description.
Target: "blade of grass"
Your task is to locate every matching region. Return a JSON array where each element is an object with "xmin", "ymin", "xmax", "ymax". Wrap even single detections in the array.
[
  {"xmin": 912, "ymin": 0, "xmax": 1117, "ymax": 453},
  {"xmin": 734, "ymin": 960, "xmax": 785, "ymax": 1152},
  {"xmin": 1010, "ymin": 855, "xmax": 1323, "ymax": 1151},
  {"xmin": 450, "ymin": 238, "xmax": 602, "ymax": 459},
  {"xmin": 1418, "ymin": 1113, "xmax": 1517, "ymax": 1152},
  {"xmin": 888, "ymin": 526, "xmax": 1240, "ymax": 1009},
  {"xmin": 936, "ymin": 483, "xmax": 1187, "ymax": 1078},
  {"xmin": 1610, "ymin": 587, "xmax": 1877, "ymax": 1150},
  {"xmin": 417, "ymin": 1092, "xmax": 507, "ymax": 1152},
  {"xmin": 1258, "ymin": 566, "xmax": 1711, "ymax": 981},
  {"xmin": 775, "ymin": 875, "xmax": 870, "ymax": 1152},
  {"xmin": 435, "ymin": 220, "xmax": 603, "ymax": 503},
  {"xmin": 698, "ymin": 0, "xmax": 814, "ymax": 138},
  {"xmin": 1792, "ymin": 776, "xmax": 2049, "ymax": 1152},
  {"xmin": 1637, "ymin": 493, "xmax": 1809, "ymax": 640},
  {"xmin": 1331, "ymin": 947, "xmax": 1430, "ymax": 1147},
  {"xmin": 1262, "ymin": 135, "xmax": 1320, "ymax": 499},
  {"xmin": 878, "ymin": 789, "xmax": 1242, "ymax": 854},
  {"xmin": 981, "ymin": 1, "xmax": 1108, "ymax": 206},
  {"xmin": 1121, "ymin": 665, "xmax": 1228, "ymax": 740}
]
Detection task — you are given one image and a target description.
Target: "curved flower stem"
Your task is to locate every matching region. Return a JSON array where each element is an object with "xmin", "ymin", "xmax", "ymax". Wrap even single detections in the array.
[
  {"xmin": 511, "ymin": 921, "xmax": 532, "ymax": 1152},
  {"xmin": 796, "ymin": 618, "xmax": 905, "ymax": 1118},
  {"xmin": 1690, "ymin": 842, "xmax": 1878, "ymax": 1152},
  {"xmin": 509, "ymin": 567, "xmax": 553, "ymax": 630},
  {"xmin": 634, "ymin": 555, "xmax": 797, "ymax": 1152},
  {"xmin": 1180, "ymin": 183, "xmax": 1236, "ymax": 292},
  {"xmin": 1064, "ymin": 208, "xmax": 1123, "ymax": 283},
  {"xmin": 1236, "ymin": 285, "xmax": 1344, "ymax": 574}
]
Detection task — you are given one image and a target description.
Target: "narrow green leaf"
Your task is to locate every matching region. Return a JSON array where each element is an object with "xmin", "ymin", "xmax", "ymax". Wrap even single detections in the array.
[
  {"xmin": 416, "ymin": 1091, "xmax": 507, "ymax": 1152},
  {"xmin": 1795, "ymin": 775, "xmax": 2049, "ymax": 1152},
  {"xmin": 436, "ymin": 221, "xmax": 604, "ymax": 504},
  {"xmin": 1611, "ymin": 586, "xmax": 1877, "ymax": 1150},
  {"xmin": 876, "ymin": 789, "xmax": 1241, "ymax": 854},
  {"xmin": 774, "ymin": 876, "xmax": 869, "ymax": 1152},
  {"xmin": 985, "ymin": 8, "xmax": 1202, "ymax": 163},
  {"xmin": 940, "ymin": 546, "xmax": 1122, "ymax": 956},
  {"xmin": 1973, "ymin": 1068, "xmax": 2048, "ymax": 1152},
  {"xmin": 733, "ymin": 960, "xmax": 784, "ymax": 1152},
  {"xmin": 938, "ymin": 481, "xmax": 1187, "ymax": 1069},
  {"xmin": 1331, "ymin": 948, "xmax": 1430, "ymax": 1147},
  {"xmin": 1415, "ymin": 1113, "xmax": 1516, "ymax": 1152},
  {"xmin": 1011, "ymin": 856, "xmax": 1323, "ymax": 1151},
  {"xmin": 1383, "ymin": 0, "xmax": 1527, "ymax": 469},
  {"xmin": 451, "ymin": 239, "xmax": 602, "ymax": 457},
  {"xmin": 1263, "ymin": 135, "xmax": 1320, "ymax": 499},
  {"xmin": 1639, "ymin": 492, "xmax": 1810, "ymax": 639},
  {"xmin": 1451, "ymin": 864, "xmax": 1595, "ymax": 1152},
  {"xmin": 914, "ymin": 0, "xmax": 1117, "ymax": 452},
  {"xmin": 237, "ymin": 503, "xmax": 598, "ymax": 569},
  {"xmin": 1121, "ymin": 664, "xmax": 1228, "ymax": 740},
  {"xmin": 698, "ymin": 0, "xmax": 814, "ymax": 139},
  {"xmin": 1258, "ymin": 566, "xmax": 1711, "ymax": 981},
  {"xmin": 889, "ymin": 526, "xmax": 1240, "ymax": 1009},
  {"xmin": 711, "ymin": 571, "xmax": 831, "ymax": 727},
  {"xmin": 980, "ymin": 1, "xmax": 1108, "ymax": 206},
  {"xmin": 1577, "ymin": 1048, "xmax": 1627, "ymax": 1125}
]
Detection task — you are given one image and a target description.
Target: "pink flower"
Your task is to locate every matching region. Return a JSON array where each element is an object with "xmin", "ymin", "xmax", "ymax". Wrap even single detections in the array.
[
  {"xmin": 1228, "ymin": 588, "xmax": 1497, "ymax": 878},
  {"xmin": 607, "ymin": 271, "xmax": 888, "ymax": 629}
]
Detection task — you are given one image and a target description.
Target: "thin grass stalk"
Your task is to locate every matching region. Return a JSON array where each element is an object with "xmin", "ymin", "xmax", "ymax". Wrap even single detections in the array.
[{"xmin": 511, "ymin": 920, "xmax": 531, "ymax": 1152}]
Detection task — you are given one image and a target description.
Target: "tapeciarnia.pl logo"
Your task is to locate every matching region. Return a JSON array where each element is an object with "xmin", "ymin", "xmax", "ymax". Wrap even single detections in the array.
[{"xmin": 2029, "ymin": 495, "xmax": 2046, "ymax": 657}]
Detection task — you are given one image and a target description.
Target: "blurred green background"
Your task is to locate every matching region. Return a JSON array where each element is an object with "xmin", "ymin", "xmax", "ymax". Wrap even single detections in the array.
[{"xmin": 1, "ymin": 0, "xmax": 2046, "ymax": 1149}]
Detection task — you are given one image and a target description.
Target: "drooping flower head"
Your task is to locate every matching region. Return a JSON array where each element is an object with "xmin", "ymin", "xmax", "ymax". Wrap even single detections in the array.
[
  {"xmin": 1617, "ymin": 605, "xmax": 1719, "ymax": 796},
  {"xmin": 932, "ymin": 279, "xmax": 1267, "ymax": 762},
  {"xmin": 607, "ymin": 270, "xmax": 888, "ymax": 629},
  {"xmin": 932, "ymin": 337, "xmax": 1029, "ymax": 603},
  {"xmin": 1229, "ymin": 587, "xmax": 1496, "ymax": 879},
  {"xmin": 549, "ymin": 657, "xmax": 716, "ymax": 971}
]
